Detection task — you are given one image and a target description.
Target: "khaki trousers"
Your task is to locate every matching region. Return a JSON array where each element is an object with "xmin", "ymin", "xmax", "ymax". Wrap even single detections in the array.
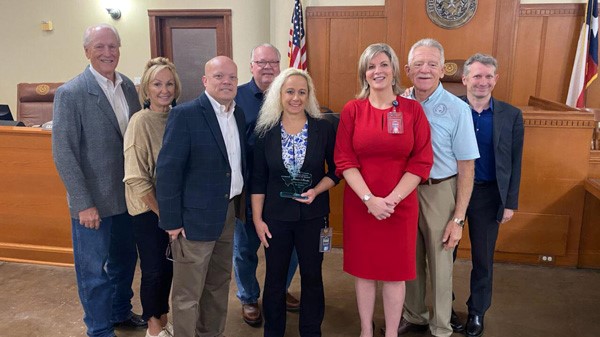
[
  {"xmin": 170, "ymin": 201, "xmax": 235, "ymax": 337},
  {"xmin": 404, "ymin": 178, "xmax": 456, "ymax": 337}
]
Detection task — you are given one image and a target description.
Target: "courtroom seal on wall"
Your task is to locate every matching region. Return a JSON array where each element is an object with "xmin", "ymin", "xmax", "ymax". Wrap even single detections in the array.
[{"xmin": 426, "ymin": 0, "xmax": 477, "ymax": 29}]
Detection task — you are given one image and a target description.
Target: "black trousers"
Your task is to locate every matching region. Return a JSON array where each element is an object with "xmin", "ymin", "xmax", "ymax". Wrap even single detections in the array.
[
  {"xmin": 263, "ymin": 216, "xmax": 326, "ymax": 337},
  {"xmin": 465, "ymin": 182, "xmax": 501, "ymax": 316},
  {"xmin": 132, "ymin": 211, "xmax": 173, "ymax": 321}
]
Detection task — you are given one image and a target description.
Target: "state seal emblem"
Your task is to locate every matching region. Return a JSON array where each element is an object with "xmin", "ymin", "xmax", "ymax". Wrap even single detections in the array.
[{"xmin": 426, "ymin": 0, "xmax": 478, "ymax": 29}]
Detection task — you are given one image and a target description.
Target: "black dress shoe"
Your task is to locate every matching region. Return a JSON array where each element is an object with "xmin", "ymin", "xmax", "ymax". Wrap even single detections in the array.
[
  {"xmin": 113, "ymin": 313, "xmax": 147, "ymax": 329},
  {"xmin": 451, "ymin": 309, "xmax": 465, "ymax": 332},
  {"xmin": 466, "ymin": 314, "xmax": 484, "ymax": 337}
]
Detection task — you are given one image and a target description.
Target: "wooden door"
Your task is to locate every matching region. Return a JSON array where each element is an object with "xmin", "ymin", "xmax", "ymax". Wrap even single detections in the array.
[{"xmin": 149, "ymin": 10, "xmax": 232, "ymax": 103}]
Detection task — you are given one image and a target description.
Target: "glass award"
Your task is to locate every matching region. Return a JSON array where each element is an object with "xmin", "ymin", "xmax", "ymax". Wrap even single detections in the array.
[{"xmin": 280, "ymin": 171, "xmax": 312, "ymax": 200}]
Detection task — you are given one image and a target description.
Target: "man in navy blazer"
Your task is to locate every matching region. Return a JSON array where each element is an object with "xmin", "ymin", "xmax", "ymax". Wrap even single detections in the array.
[
  {"xmin": 454, "ymin": 53, "xmax": 524, "ymax": 337},
  {"xmin": 156, "ymin": 56, "xmax": 246, "ymax": 337},
  {"xmin": 52, "ymin": 24, "xmax": 144, "ymax": 337}
]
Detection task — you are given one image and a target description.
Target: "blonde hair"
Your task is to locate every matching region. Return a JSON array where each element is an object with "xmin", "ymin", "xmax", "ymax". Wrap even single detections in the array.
[
  {"xmin": 255, "ymin": 68, "xmax": 321, "ymax": 137},
  {"xmin": 357, "ymin": 43, "xmax": 403, "ymax": 99},
  {"xmin": 138, "ymin": 57, "xmax": 182, "ymax": 107}
]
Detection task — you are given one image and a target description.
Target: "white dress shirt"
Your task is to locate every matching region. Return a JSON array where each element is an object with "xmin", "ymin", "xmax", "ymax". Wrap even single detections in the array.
[
  {"xmin": 205, "ymin": 92, "xmax": 244, "ymax": 199},
  {"xmin": 89, "ymin": 65, "xmax": 130, "ymax": 135}
]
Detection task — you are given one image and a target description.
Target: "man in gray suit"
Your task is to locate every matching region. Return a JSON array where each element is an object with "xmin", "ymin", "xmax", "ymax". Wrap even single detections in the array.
[{"xmin": 52, "ymin": 24, "xmax": 145, "ymax": 337}]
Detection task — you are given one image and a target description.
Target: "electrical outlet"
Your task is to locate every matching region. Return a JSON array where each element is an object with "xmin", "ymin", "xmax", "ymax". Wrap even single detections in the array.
[{"xmin": 538, "ymin": 255, "xmax": 555, "ymax": 264}]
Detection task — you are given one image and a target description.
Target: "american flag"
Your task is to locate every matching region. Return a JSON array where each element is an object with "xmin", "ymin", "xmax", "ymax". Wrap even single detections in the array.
[
  {"xmin": 567, "ymin": 0, "xmax": 598, "ymax": 108},
  {"xmin": 288, "ymin": 0, "xmax": 307, "ymax": 70}
]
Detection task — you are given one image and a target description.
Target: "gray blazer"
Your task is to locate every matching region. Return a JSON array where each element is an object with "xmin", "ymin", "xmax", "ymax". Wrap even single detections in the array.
[{"xmin": 52, "ymin": 66, "xmax": 141, "ymax": 219}]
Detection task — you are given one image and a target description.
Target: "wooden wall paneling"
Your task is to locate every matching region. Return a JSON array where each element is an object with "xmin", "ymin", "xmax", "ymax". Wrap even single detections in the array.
[
  {"xmin": 384, "ymin": 0, "xmax": 406, "ymax": 66},
  {"xmin": 511, "ymin": 17, "xmax": 544, "ymax": 106},
  {"xmin": 397, "ymin": 1, "xmax": 500, "ymax": 88},
  {"xmin": 539, "ymin": 17, "xmax": 579, "ymax": 102},
  {"xmin": 579, "ymin": 179, "xmax": 600, "ymax": 268},
  {"xmin": 492, "ymin": 0, "xmax": 520, "ymax": 102},
  {"xmin": 306, "ymin": 17, "xmax": 330, "ymax": 108},
  {"xmin": 329, "ymin": 19, "xmax": 361, "ymax": 113}
]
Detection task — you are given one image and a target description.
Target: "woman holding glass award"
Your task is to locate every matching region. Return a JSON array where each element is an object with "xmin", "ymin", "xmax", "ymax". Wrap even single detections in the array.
[
  {"xmin": 334, "ymin": 43, "xmax": 433, "ymax": 337},
  {"xmin": 252, "ymin": 67, "xmax": 339, "ymax": 337}
]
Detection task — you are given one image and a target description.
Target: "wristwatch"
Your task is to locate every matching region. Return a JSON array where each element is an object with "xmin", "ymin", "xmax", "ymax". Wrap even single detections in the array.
[
  {"xmin": 453, "ymin": 218, "xmax": 465, "ymax": 227},
  {"xmin": 361, "ymin": 193, "xmax": 373, "ymax": 202}
]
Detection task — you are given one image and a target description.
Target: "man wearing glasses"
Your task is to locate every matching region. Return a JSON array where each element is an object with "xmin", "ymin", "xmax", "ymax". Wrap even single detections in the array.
[{"xmin": 234, "ymin": 43, "xmax": 300, "ymax": 327}]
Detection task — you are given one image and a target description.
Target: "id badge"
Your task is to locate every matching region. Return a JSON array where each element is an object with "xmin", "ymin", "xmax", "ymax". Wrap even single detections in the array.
[
  {"xmin": 319, "ymin": 225, "xmax": 333, "ymax": 253},
  {"xmin": 387, "ymin": 110, "xmax": 404, "ymax": 134}
]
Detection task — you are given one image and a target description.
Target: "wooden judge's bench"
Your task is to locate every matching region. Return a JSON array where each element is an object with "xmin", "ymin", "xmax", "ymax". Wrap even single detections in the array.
[{"xmin": 1, "ymin": 97, "xmax": 600, "ymax": 269}]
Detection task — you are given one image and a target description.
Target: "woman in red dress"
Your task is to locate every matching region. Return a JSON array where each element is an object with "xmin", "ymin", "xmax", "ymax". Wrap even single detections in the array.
[{"xmin": 334, "ymin": 43, "xmax": 433, "ymax": 337}]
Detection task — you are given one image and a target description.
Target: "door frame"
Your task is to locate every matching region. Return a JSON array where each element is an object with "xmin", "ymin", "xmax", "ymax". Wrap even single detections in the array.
[{"xmin": 148, "ymin": 9, "xmax": 232, "ymax": 59}]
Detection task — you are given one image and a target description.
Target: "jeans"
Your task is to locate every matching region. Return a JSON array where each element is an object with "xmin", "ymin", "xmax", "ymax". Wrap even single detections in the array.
[
  {"xmin": 71, "ymin": 212, "xmax": 138, "ymax": 337},
  {"xmin": 233, "ymin": 217, "xmax": 298, "ymax": 304}
]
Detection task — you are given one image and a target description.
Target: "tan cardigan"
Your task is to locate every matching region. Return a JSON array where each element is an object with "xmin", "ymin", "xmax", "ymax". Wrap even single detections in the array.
[{"xmin": 123, "ymin": 108, "xmax": 169, "ymax": 216}]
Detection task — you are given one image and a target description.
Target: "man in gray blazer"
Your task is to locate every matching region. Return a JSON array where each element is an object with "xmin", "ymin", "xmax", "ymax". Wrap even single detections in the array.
[
  {"xmin": 52, "ymin": 24, "xmax": 144, "ymax": 337},
  {"xmin": 454, "ymin": 53, "xmax": 524, "ymax": 337}
]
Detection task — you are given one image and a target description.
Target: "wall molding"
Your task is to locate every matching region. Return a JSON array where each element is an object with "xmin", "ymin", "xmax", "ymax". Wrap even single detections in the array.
[
  {"xmin": 524, "ymin": 119, "xmax": 596, "ymax": 128},
  {"xmin": 306, "ymin": 6, "xmax": 385, "ymax": 19},
  {"xmin": 519, "ymin": 4, "xmax": 584, "ymax": 17}
]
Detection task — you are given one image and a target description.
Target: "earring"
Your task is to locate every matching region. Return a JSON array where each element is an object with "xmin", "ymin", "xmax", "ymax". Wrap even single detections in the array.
[{"xmin": 143, "ymin": 99, "xmax": 150, "ymax": 109}]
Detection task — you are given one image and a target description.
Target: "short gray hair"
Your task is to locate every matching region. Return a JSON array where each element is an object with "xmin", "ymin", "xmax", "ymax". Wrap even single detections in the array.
[
  {"xmin": 83, "ymin": 24, "xmax": 121, "ymax": 48},
  {"xmin": 407, "ymin": 38, "xmax": 445, "ymax": 66},
  {"xmin": 463, "ymin": 53, "xmax": 498, "ymax": 76},
  {"xmin": 250, "ymin": 43, "xmax": 281, "ymax": 61}
]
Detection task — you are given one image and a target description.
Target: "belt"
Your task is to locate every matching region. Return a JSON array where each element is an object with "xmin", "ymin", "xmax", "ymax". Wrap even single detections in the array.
[
  {"xmin": 420, "ymin": 174, "xmax": 457, "ymax": 186},
  {"xmin": 474, "ymin": 180, "xmax": 496, "ymax": 186}
]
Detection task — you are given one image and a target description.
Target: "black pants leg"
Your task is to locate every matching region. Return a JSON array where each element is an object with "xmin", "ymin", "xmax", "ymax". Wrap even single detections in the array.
[
  {"xmin": 465, "ymin": 183, "xmax": 501, "ymax": 316},
  {"xmin": 132, "ymin": 211, "xmax": 173, "ymax": 321},
  {"xmin": 263, "ymin": 218, "xmax": 295, "ymax": 337},
  {"xmin": 294, "ymin": 217, "xmax": 325, "ymax": 337}
]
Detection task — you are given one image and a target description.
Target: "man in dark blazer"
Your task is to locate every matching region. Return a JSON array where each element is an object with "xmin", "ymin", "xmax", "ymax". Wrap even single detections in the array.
[
  {"xmin": 52, "ymin": 24, "xmax": 144, "ymax": 337},
  {"xmin": 454, "ymin": 53, "xmax": 524, "ymax": 337},
  {"xmin": 156, "ymin": 56, "xmax": 246, "ymax": 337}
]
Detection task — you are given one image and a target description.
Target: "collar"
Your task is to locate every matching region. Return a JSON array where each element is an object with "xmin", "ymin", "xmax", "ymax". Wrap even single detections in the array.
[
  {"xmin": 89, "ymin": 65, "xmax": 122, "ymax": 87},
  {"xmin": 205, "ymin": 91, "xmax": 236, "ymax": 115},
  {"xmin": 248, "ymin": 78, "xmax": 264, "ymax": 98},
  {"xmin": 464, "ymin": 96, "xmax": 495, "ymax": 113},
  {"xmin": 411, "ymin": 83, "xmax": 444, "ymax": 104}
]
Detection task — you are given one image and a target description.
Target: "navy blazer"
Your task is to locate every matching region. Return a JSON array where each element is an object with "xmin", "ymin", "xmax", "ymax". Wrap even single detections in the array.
[
  {"xmin": 156, "ymin": 93, "xmax": 247, "ymax": 241},
  {"xmin": 251, "ymin": 115, "xmax": 339, "ymax": 222},
  {"xmin": 462, "ymin": 96, "xmax": 524, "ymax": 221}
]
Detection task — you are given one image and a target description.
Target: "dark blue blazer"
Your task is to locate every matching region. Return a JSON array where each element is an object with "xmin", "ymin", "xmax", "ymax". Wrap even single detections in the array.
[
  {"xmin": 156, "ymin": 93, "xmax": 247, "ymax": 241},
  {"xmin": 462, "ymin": 96, "xmax": 524, "ymax": 221},
  {"xmin": 251, "ymin": 115, "xmax": 339, "ymax": 221}
]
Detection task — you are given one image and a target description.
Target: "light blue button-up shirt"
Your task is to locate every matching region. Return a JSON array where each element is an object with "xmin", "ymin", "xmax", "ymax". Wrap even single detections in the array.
[{"xmin": 413, "ymin": 84, "xmax": 480, "ymax": 179}]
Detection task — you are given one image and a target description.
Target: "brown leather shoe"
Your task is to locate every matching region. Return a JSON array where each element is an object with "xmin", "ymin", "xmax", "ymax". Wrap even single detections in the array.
[
  {"xmin": 396, "ymin": 317, "xmax": 429, "ymax": 335},
  {"xmin": 242, "ymin": 303, "xmax": 262, "ymax": 326},
  {"xmin": 285, "ymin": 292, "xmax": 300, "ymax": 312}
]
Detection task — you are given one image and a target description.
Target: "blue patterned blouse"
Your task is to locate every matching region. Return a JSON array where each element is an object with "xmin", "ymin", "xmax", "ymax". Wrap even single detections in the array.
[{"xmin": 280, "ymin": 121, "xmax": 308, "ymax": 177}]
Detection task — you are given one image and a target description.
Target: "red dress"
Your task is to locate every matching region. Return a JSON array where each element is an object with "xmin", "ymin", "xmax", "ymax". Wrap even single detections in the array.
[{"xmin": 334, "ymin": 96, "xmax": 433, "ymax": 281}]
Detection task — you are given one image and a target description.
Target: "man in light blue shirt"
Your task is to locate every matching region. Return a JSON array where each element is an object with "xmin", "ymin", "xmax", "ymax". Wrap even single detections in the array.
[{"xmin": 397, "ymin": 38, "xmax": 479, "ymax": 337}]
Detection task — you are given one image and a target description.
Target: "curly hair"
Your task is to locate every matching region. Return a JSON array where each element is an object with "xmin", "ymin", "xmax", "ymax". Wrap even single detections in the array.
[
  {"xmin": 138, "ymin": 57, "xmax": 182, "ymax": 108},
  {"xmin": 255, "ymin": 68, "xmax": 321, "ymax": 137}
]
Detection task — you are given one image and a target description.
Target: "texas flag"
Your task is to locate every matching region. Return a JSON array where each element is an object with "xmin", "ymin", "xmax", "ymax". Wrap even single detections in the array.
[{"xmin": 567, "ymin": 0, "xmax": 598, "ymax": 108}]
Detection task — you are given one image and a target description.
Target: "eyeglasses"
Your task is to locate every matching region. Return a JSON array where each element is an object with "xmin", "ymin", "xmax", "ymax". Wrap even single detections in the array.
[{"xmin": 252, "ymin": 60, "xmax": 280, "ymax": 68}]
